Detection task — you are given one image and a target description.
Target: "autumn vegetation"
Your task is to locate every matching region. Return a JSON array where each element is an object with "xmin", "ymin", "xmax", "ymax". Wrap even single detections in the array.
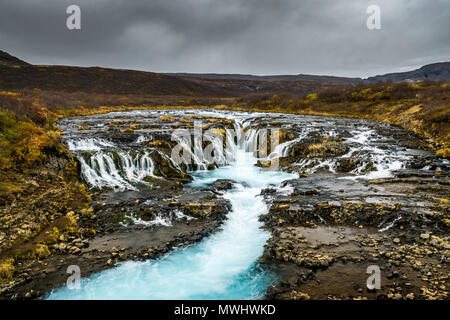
[{"xmin": 0, "ymin": 91, "xmax": 61, "ymax": 170}]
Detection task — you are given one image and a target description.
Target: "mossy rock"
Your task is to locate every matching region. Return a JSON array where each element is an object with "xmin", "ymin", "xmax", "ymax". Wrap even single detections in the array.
[{"xmin": 436, "ymin": 148, "xmax": 450, "ymax": 158}]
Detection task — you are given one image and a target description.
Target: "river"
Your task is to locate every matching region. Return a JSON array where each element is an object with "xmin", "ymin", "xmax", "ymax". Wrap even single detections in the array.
[{"xmin": 44, "ymin": 109, "xmax": 447, "ymax": 299}]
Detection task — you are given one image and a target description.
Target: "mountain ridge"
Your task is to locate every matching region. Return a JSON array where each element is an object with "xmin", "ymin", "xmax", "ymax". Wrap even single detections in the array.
[
  {"xmin": 165, "ymin": 73, "xmax": 362, "ymax": 84},
  {"xmin": 367, "ymin": 62, "xmax": 450, "ymax": 82},
  {"xmin": 1, "ymin": 50, "xmax": 449, "ymax": 97},
  {"xmin": 167, "ymin": 62, "xmax": 450, "ymax": 83}
]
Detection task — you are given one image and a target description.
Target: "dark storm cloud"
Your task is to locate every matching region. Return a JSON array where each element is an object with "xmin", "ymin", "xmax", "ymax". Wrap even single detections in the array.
[{"xmin": 0, "ymin": 0, "xmax": 449, "ymax": 77}]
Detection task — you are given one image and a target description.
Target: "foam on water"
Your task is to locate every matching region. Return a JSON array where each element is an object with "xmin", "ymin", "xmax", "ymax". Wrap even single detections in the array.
[
  {"xmin": 67, "ymin": 138, "xmax": 115, "ymax": 152},
  {"xmin": 290, "ymin": 127, "xmax": 412, "ymax": 180}
]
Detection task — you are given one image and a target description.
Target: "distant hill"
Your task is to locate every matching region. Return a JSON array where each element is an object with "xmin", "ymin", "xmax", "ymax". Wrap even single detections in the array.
[
  {"xmin": 167, "ymin": 62, "xmax": 450, "ymax": 93},
  {"xmin": 169, "ymin": 62, "xmax": 450, "ymax": 85},
  {"xmin": 0, "ymin": 50, "xmax": 448, "ymax": 97},
  {"xmin": 0, "ymin": 64, "xmax": 229, "ymax": 96},
  {"xmin": 0, "ymin": 51, "xmax": 352, "ymax": 96},
  {"xmin": 0, "ymin": 50, "xmax": 30, "ymax": 66},
  {"xmin": 166, "ymin": 73, "xmax": 361, "ymax": 84},
  {"xmin": 367, "ymin": 62, "xmax": 450, "ymax": 83},
  {"xmin": 164, "ymin": 73, "xmax": 361, "ymax": 95}
]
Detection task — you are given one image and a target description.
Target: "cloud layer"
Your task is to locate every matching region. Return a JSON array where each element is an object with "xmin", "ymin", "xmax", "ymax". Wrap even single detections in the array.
[{"xmin": 1, "ymin": 0, "xmax": 449, "ymax": 77}]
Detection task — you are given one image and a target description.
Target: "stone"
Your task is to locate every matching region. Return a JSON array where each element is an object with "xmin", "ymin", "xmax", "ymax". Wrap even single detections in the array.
[
  {"xmin": 30, "ymin": 180, "xmax": 40, "ymax": 188},
  {"xmin": 210, "ymin": 179, "xmax": 236, "ymax": 191},
  {"xmin": 392, "ymin": 293, "xmax": 402, "ymax": 300},
  {"xmin": 420, "ymin": 233, "xmax": 430, "ymax": 240},
  {"xmin": 405, "ymin": 293, "xmax": 415, "ymax": 300},
  {"xmin": 256, "ymin": 160, "xmax": 272, "ymax": 168}
]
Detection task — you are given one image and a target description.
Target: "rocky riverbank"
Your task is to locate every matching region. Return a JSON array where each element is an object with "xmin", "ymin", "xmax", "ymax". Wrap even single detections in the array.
[
  {"xmin": 0, "ymin": 108, "xmax": 448, "ymax": 300},
  {"xmin": 257, "ymin": 117, "xmax": 449, "ymax": 300},
  {"xmin": 0, "ymin": 185, "xmax": 231, "ymax": 299},
  {"xmin": 0, "ymin": 162, "xmax": 233, "ymax": 299}
]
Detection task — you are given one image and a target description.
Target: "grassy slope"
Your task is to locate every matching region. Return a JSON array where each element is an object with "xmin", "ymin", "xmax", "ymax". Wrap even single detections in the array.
[{"xmin": 0, "ymin": 92, "xmax": 90, "ymax": 273}]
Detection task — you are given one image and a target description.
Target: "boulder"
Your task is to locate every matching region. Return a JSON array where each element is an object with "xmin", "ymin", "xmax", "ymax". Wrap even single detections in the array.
[{"xmin": 210, "ymin": 179, "xmax": 236, "ymax": 191}]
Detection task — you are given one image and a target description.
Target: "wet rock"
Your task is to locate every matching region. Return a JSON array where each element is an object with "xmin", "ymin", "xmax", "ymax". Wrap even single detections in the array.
[
  {"xmin": 143, "ymin": 208, "xmax": 152, "ymax": 218},
  {"xmin": 336, "ymin": 158, "xmax": 361, "ymax": 172},
  {"xmin": 256, "ymin": 160, "xmax": 272, "ymax": 168},
  {"xmin": 210, "ymin": 179, "xmax": 236, "ymax": 191}
]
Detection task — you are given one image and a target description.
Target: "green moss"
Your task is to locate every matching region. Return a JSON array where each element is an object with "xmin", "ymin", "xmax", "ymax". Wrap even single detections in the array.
[
  {"xmin": 0, "ymin": 258, "xmax": 15, "ymax": 282},
  {"xmin": 305, "ymin": 93, "xmax": 318, "ymax": 102},
  {"xmin": 33, "ymin": 244, "xmax": 51, "ymax": 259},
  {"xmin": 44, "ymin": 227, "xmax": 60, "ymax": 244}
]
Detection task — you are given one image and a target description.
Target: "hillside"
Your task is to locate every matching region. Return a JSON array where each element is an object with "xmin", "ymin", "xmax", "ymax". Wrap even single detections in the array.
[
  {"xmin": 0, "ymin": 50, "xmax": 29, "ymax": 67},
  {"xmin": 368, "ymin": 62, "xmax": 450, "ymax": 83},
  {"xmin": 0, "ymin": 64, "xmax": 229, "ymax": 97},
  {"xmin": 175, "ymin": 76, "xmax": 348, "ymax": 95},
  {"xmin": 0, "ymin": 63, "xmax": 342, "ymax": 97},
  {"xmin": 0, "ymin": 50, "xmax": 343, "ymax": 97},
  {"xmin": 1, "ymin": 50, "xmax": 449, "ymax": 97}
]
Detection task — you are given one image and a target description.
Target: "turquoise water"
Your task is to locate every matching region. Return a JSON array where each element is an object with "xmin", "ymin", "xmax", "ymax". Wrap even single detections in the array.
[{"xmin": 45, "ymin": 150, "xmax": 296, "ymax": 300}]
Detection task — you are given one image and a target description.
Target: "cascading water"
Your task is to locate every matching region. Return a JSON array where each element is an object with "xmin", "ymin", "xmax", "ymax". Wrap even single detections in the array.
[
  {"xmin": 77, "ymin": 149, "xmax": 159, "ymax": 191},
  {"xmin": 46, "ymin": 125, "xmax": 297, "ymax": 300}
]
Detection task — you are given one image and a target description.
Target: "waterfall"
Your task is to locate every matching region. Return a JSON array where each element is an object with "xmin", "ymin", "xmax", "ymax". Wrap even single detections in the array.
[
  {"xmin": 68, "ymin": 117, "xmax": 309, "ymax": 191},
  {"xmin": 77, "ymin": 150, "xmax": 158, "ymax": 190},
  {"xmin": 118, "ymin": 151, "xmax": 158, "ymax": 183}
]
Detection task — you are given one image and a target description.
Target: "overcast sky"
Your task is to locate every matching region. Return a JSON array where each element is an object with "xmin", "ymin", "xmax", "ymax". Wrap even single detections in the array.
[{"xmin": 0, "ymin": 0, "xmax": 449, "ymax": 77}]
